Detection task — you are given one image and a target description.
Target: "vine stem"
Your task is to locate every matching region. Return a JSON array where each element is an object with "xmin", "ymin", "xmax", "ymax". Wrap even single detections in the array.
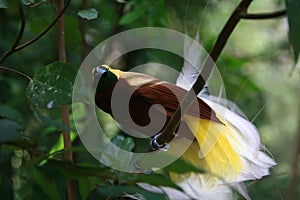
[
  {"xmin": 155, "ymin": 0, "xmax": 254, "ymax": 146},
  {"xmin": 239, "ymin": 9, "xmax": 286, "ymax": 20},
  {"xmin": 0, "ymin": 66, "xmax": 32, "ymax": 80},
  {"xmin": 0, "ymin": 4, "xmax": 25, "ymax": 64},
  {"xmin": 15, "ymin": 0, "xmax": 71, "ymax": 52},
  {"xmin": 0, "ymin": 0, "xmax": 71, "ymax": 64},
  {"xmin": 54, "ymin": 0, "xmax": 76, "ymax": 199}
]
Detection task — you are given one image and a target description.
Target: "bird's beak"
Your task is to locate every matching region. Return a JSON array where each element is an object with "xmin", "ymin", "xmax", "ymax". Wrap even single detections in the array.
[{"xmin": 92, "ymin": 65, "xmax": 107, "ymax": 88}]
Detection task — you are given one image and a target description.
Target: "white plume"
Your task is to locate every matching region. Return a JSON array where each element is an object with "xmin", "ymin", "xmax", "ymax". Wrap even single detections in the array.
[
  {"xmin": 136, "ymin": 33, "xmax": 275, "ymax": 200},
  {"xmin": 176, "ymin": 30, "xmax": 202, "ymax": 91},
  {"xmin": 172, "ymin": 33, "xmax": 276, "ymax": 199}
]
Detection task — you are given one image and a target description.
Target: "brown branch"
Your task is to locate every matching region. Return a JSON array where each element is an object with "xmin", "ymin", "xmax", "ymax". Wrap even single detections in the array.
[
  {"xmin": 239, "ymin": 9, "xmax": 286, "ymax": 20},
  {"xmin": 155, "ymin": 4, "xmax": 288, "ymax": 149},
  {"xmin": 0, "ymin": 0, "xmax": 71, "ymax": 64},
  {"xmin": 154, "ymin": 0, "xmax": 254, "ymax": 148},
  {"xmin": 0, "ymin": 66, "xmax": 32, "ymax": 80},
  {"xmin": 14, "ymin": 0, "xmax": 71, "ymax": 52},
  {"xmin": 29, "ymin": 0, "xmax": 49, "ymax": 8},
  {"xmin": 0, "ymin": 4, "xmax": 25, "ymax": 64},
  {"xmin": 54, "ymin": 0, "xmax": 76, "ymax": 199},
  {"xmin": 55, "ymin": 0, "xmax": 67, "ymax": 62}
]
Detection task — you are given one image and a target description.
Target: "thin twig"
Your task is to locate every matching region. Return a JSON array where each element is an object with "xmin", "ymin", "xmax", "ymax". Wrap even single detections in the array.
[
  {"xmin": 29, "ymin": 0, "xmax": 49, "ymax": 8},
  {"xmin": 155, "ymin": 0, "xmax": 254, "ymax": 146},
  {"xmin": 0, "ymin": 0, "xmax": 71, "ymax": 64},
  {"xmin": 12, "ymin": 6, "xmax": 26, "ymax": 50},
  {"xmin": 239, "ymin": 9, "xmax": 286, "ymax": 20},
  {"xmin": 14, "ymin": 0, "xmax": 71, "ymax": 52},
  {"xmin": 0, "ymin": 66, "xmax": 32, "ymax": 80},
  {"xmin": 0, "ymin": 4, "xmax": 26, "ymax": 64}
]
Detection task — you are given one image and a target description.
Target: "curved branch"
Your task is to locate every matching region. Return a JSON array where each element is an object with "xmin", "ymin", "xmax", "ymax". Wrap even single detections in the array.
[
  {"xmin": 154, "ymin": 0, "xmax": 254, "ymax": 147},
  {"xmin": 14, "ymin": 0, "xmax": 71, "ymax": 52},
  {"xmin": 0, "ymin": 0, "xmax": 71, "ymax": 64},
  {"xmin": 0, "ymin": 4, "xmax": 26, "ymax": 64},
  {"xmin": 0, "ymin": 66, "xmax": 32, "ymax": 80},
  {"xmin": 239, "ymin": 9, "xmax": 286, "ymax": 19},
  {"xmin": 12, "ymin": 5, "xmax": 26, "ymax": 49},
  {"xmin": 29, "ymin": 0, "xmax": 49, "ymax": 8},
  {"xmin": 155, "ymin": 2, "xmax": 287, "ymax": 148}
]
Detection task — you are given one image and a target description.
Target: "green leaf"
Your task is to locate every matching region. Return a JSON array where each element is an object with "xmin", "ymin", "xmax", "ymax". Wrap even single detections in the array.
[
  {"xmin": 26, "ymin": 62, "xmax": 77, "ymax": 108},
  {"xmin": 118, "ymin": 8, "xmax": 145, "ymax": 26},
  {"xmin": 32, "ymin": 106, "xmax": 67, "ymax": 130},
  {"xmin": 30, "ymin": 19, "xmax": 49, "ymax": 35},
  {"xmin": 111, "ymin": 135, "xmax": 135, "ymax": 151},
  {"xmin": 21, "ymin": 0, "xmax": 34, "ymax": 6},
  {"xmin": 0, "ymin": 176, "xmax": 13, "ymax": 199},
  {"xmin": 90, "ymin": 185, "xmax": 167, "ymax": 200},
  {"xmin": 123, "ymin": 173, "xmax": 182, "ymax": 191},
  {"xmin": 30, "ymin": 167, "xmax": 61, "ymax": 200},
  {"xmin": 0, "ymin": 105, "xmax": 23, "ymax": 123},
  {"xmin": 163, "ymin": 158, "xmax": 205, "ymax": 174},
  {"xmin": 0, "ymin": 145, "xmax": 14, "ymax": 175},
  {"xmin": 0, "ymin": 0, "xmax": 7, "ymax": 8},
  {"xmin": 77, "ymin": 8, "xmax": 99, "ymax": 20},
  {"xmin": 65, "ymin": 16, "xmax": 82, "ymax": 49},
  {"xmin": 47, "ymin": 159, "xmax": 111, "ymax": 180},
  {"xmin": 285, "ymin": 0, "xmax": 300, "ymax": 62},
  {"xmin": 222, "ymin": 57, "xmax": 247, "ymax": 70},
  {"xmin": 0, "ymin": 80, "xmax": 11, "ymax": 103},
  {"xmin": 0, "ymin": 119, "xmax": 22, "ymax": 142},
  {"xmin": 79, "ymin": 176, "xmax": 102, "ymax": 199}
]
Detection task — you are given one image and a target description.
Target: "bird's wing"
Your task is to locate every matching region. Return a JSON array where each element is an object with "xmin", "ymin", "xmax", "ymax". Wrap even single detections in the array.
[{"xmin": 122, "ymin": 72, "xmax": 221, "ymax": 123}]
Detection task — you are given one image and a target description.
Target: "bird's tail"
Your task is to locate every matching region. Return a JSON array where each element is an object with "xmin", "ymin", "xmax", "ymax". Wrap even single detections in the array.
[{"xmin": 169, "ymin": 97, "xmax": 276, "ymax": 199}]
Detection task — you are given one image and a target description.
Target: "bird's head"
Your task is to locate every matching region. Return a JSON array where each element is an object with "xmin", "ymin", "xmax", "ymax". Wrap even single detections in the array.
[{"xmin": 92, "ymin": 65, "xmax": 123, "ymax": 93}]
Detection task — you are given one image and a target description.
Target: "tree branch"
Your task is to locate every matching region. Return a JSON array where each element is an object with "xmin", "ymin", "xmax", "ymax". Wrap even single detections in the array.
[
  {"xmin": 0, "ymin": 0, "xmax": 71, "ymax": 64},
  {"xmin": 155, "ymin": 2, "xmax": 288, "ymax": 148},
  {"xmin": 15, "ymin": 0, "xmax": 71, "ymax": 52},
  {"xmin": 239, "ymin": 9, "xmax": 286, "ymax": 20},
  {"xmin": 154, "ymin": 0, "xmax": 254, "ymax": 147},
  {"xmin": 0, "ymin": 4, "xmax": 25, "ymax": 64},
  {"xmin": 0, "ymin": 66, "xmax": 32, "ymax": 80},
  {"xmin": 54, "ymin": 0, "xmax": 76, "ymax": 199},
  {"xmin": 28, "ymin": 0, "xmax": 49, "ymax": 8}
]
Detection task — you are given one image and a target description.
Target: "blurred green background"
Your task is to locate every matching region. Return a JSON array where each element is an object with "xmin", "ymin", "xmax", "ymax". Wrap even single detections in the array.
[{"xmin": 0, "ymin": 0, "xmax": 299, "ymax": 199}]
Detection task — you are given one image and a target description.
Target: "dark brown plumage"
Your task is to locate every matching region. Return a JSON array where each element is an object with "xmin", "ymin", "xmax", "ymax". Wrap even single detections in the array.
[{"xmin": 95, "ymin": 73, "xmax": 222, "ymax": 137}]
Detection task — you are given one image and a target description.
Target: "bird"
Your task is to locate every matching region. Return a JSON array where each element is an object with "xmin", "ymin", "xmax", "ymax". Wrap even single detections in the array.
[{"xmin": 93, "ymin": 64, "xmax": 276, "ymax": 199}]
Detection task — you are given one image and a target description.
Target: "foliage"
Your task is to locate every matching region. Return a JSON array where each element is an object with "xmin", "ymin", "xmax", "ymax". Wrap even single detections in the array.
[
  {"xmin": 77, "ymin": 8, "xmax": 99, "ymax": 20},
  {"xmin": 27, "ymin": 62, "xmax": 76, "ymax": 108},
  {"xmin": 285, "ymin": 0, "xmax": 300, "ymax": 62},
  {"xmin": 0, "ymin": 0, "xmax": 299, "ymax": 199}
]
